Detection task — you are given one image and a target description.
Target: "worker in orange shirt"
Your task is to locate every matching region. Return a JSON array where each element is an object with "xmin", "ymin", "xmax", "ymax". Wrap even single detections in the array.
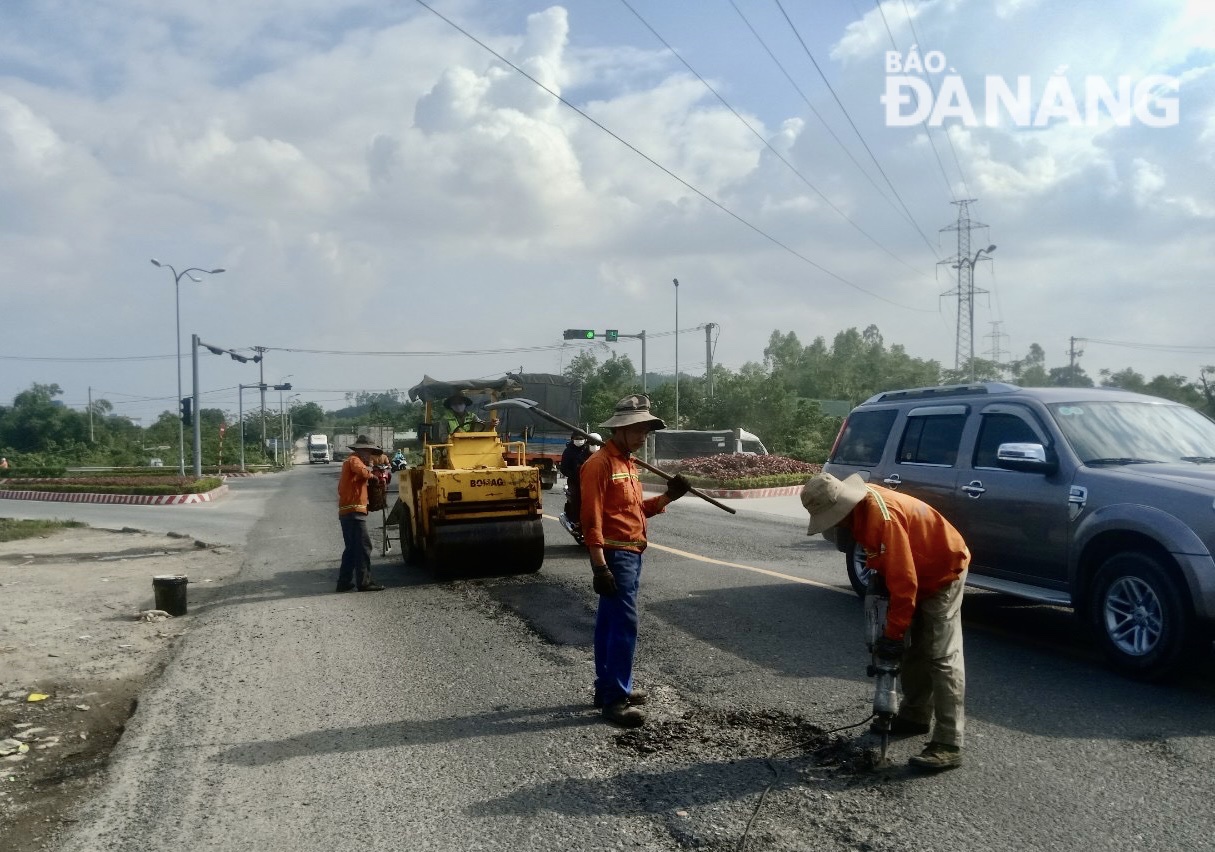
[
  {"xmin": 335, "ymin": 435, "xmax": 386, "ymax": 593},
  {"xmin": 579, "ymin": 395, "xmax": 690, "ymax": 728},
  {"xmin": 801, "ymin": 472, "xmax": 970, "ymax": 771}
]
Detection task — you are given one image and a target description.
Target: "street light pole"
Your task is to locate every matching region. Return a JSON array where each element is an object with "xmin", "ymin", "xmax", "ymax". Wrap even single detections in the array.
[
  {"xmin": 151, "ymin": 259, "xmax": 224, "ymax": 476},
  {"xmin": 953, "ymin": 245, "xmax": 997, "ymax": 382}
]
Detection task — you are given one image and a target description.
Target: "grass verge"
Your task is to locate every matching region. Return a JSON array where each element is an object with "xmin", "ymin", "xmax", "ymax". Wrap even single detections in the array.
[{"xmin": 0, "ymin": 518, "xmax": 86, "ymax": 543}]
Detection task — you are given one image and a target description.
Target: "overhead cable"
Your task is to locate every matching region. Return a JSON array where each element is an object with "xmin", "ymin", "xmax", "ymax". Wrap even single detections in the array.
[
  {"xmin": 774, "ymin": 0, "xmax": 941, "ymax": 256},
  {"xmin": 898, "ymin": 0, "xmax": 972, "ymax": 197},
  {"xmin": 622, "ymin": 0, "xmax": 932, "ymax": 281},
  {"xmin": 409, "ymin": 0, "xmax": 932, "ymax": 312},
  {"xmin": 874, "ymin": 0, "xmax": 957, "ymax": 201}
]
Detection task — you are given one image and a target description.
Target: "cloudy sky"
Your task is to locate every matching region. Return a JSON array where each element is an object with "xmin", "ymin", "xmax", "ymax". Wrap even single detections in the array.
[{"xmin": 1, "ymin": 0, "xmax": 1212, "ymax": 425}]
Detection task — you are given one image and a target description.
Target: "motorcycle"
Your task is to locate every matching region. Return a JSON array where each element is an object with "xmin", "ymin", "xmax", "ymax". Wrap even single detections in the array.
[
  {"xmin": 558, "ymin": 482, "xmax": 585, "ymax": 546},
  {"xmin": 390, "ymin": 453, "xmax": 408, "ymax": 472}
]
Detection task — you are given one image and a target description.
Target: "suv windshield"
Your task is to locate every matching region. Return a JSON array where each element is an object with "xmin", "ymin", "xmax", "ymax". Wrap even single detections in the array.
[{"xmin": 1048, "ymin": 401, "xmax": 1215, "ymax": 465}]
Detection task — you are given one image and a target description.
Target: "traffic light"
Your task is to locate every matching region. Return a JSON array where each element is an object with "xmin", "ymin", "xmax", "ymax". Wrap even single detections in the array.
[
  {"xmin": 563, "ymin": 329, "xmax": 595, "ymax": 340},
  {"xmin": 605, "ymin": 329, "xmax": 619, "ymax": 342},
  {"xmin": 180, "ymin": 397, "xmax": 193, "ymax": 427}
]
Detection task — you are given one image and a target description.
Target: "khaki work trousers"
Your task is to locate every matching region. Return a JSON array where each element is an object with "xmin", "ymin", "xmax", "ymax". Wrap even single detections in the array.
[{"xmin": 900, "ymin": 571, "xmax": 967, "ymax": 748}]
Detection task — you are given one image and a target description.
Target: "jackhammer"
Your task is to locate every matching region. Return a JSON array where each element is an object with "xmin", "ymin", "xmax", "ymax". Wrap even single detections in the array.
[{"xmin": 864, "ymin": 573, "xmax": 901, "ymax": 765}]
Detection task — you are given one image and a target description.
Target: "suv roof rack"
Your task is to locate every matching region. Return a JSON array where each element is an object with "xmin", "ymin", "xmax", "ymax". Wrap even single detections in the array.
[{"xmin": 864, "ymin": 381, "xmax": 1021, "ymax": 404}]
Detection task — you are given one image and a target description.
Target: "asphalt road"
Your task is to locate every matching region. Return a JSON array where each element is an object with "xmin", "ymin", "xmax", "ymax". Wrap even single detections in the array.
[{"xmin": 17, "ymin": 467, "xmax": 1215, "ymax": 851}]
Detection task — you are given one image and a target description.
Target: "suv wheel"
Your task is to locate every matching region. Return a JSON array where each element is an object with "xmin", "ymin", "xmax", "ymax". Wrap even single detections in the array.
[
  {"xmin": 846, "ymin": 541, "xmax": 873, "ymax": 597},
  {"xmin": 1090, "ymin": 552, "xmax": 1193, "ymax": 681}
]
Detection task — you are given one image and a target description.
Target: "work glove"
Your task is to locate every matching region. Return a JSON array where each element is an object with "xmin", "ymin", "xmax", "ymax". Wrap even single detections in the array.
[
  {"xmin": 665, "ymin": 474, "xmax": 691, "ymax": 501},
  {"xmin": 592, "ymin": 564, "xmax": 617, "ymax": 597},
  {"xmin": 873, "ymin": 636, "xmax": 905, "ymax": 662}
]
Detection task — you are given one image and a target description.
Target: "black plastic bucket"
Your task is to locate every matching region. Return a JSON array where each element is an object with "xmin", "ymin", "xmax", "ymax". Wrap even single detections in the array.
[{"xmin": 152, "ymin": 575, "xmax": 189, "ymax": 616}]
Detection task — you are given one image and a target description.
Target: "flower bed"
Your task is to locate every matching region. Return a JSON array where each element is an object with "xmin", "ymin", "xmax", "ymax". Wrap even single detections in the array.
[{"xmin": 643, "ymin": 454, "xmax": 821, "ymax": 490}]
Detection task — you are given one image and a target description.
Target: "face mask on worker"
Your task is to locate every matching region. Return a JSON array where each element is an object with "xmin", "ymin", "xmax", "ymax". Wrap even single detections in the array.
[
  {"xmin": 451, "ymin": 403, "xmax": 466, "ymax": 414},
  {"xmin": 572, "ymin": 438, "xmax": 586, "ymax": 447}
]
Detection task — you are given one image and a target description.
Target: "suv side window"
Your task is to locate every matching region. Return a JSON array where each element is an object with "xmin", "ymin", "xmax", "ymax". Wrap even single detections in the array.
[
  {"xmin": 973, "ymin": 412, "xmax": 1041, "ymax": 469},
  {"xmin": 831, "ymin": 409, "xmax": 897, "ymax": 465},
  {"xmin": 897, "ymin": 408, "xmax": 966, "ymax": 466}
]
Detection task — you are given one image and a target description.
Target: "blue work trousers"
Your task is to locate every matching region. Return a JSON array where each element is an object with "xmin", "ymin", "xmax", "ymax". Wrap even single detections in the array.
[
  {"xmin": 338, "ymin": 513, "xmax": 373, "ymax": 588},
  {"xmin": 594, "ymin": 549, "xmax": 643, "ymax": 704}
]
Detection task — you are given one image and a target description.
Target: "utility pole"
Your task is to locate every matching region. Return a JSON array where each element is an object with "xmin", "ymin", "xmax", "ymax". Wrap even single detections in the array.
[
  {"xmin": 253, "ymin": 346, "xmax": 268, "ymax": 454},
  {"xmin": 704, "ymin": 323, "xmax": 716, "ymax": 398},
  {"xmin": 88, "ymin": 387, "xmax": 94, "ymax": 442},
  {"xmin": 673, "ymin": 278, "xmax": 679, "ymax": 429},
  {"xmin": 938, "ymin": 200, "xmax": 993, "ymax": 379},
  {"xmin": 1069, "ymin": 337, "xmax": 1085, "ymax": 386}
]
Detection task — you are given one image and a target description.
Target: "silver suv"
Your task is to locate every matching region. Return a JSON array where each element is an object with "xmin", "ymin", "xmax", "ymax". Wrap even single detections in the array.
[{"xmin": 822, "ymin": 382, "xmax": 1215, "ymax": 680}]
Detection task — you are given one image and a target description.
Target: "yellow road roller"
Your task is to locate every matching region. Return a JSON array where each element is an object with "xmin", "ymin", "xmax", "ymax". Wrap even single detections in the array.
[{"xmin": 388, "ymin": 376, "xmax": 544, "ymax": 575}]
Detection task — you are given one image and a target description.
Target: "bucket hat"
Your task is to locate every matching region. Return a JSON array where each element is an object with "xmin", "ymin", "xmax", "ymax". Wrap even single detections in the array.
[
  {"xmin": 801, "ymin": 472, "xmax": 869, "ymax": 535},
  {"xmin": 599, "ymin": 394, "xmax": 666, "ymax": 431},
  {"xmin": 348, "ymin": 434, "xmax": 384, "ymax": 453}
]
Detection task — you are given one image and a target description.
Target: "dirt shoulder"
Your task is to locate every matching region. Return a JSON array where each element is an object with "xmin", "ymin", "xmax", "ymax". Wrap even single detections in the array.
[{"xmin": 0, "ymin": 526, "xmax": 243, "ymax": 850}]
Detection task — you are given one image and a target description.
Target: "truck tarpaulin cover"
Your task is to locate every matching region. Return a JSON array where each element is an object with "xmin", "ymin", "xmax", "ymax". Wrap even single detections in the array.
[
  {"xmin": 407, "ymin": 376, "xmax": 523, "ymax": 404},
  {"xmin": 499, "ymin": 373, "xmax": 582, "ymax": 434}
]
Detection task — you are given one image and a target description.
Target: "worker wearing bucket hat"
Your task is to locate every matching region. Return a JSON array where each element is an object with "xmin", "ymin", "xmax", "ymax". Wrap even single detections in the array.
[
  {"xmin": 579, "ymin": 394, "xmax": 691, "ymax": 728},
  {"xmin": 335, "ymin": 435, "xmax": 386, "ymax": 593},
  {"xmin": 801, "ymin": 472, "xmax": 970, "ymax": 771}
]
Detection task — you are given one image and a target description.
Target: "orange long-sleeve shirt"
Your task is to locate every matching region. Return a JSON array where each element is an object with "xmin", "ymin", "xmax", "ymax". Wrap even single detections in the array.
[
  {"xmin": 578, "ymin": 440, "xmax": 668, "ymax": 552},
  {"xmin": 338, "ymin": 454, "xmax": 374, "ymax": 516},
  {"xmin": 846, "ymin": 484, "xmax": 970, "ymax": 641}
]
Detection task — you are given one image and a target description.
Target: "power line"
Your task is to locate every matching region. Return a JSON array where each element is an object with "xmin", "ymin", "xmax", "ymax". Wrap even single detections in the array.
[
  {"xmin": 731, "ymin": 0, "xmax": 942, "ymax": 272},
  {"xmin": 773, "ymin": 0, "xmax": 941, "ymax": 256},
  {"xmin": 872, "ymin": 0, "xmax": 956, "ymax": 202},
  {"xmin": 622, "ymin": 0, "xmax": 932, "ymax": 281},
  {"xmin": 897, "ymin": 0, "xmax": 972, "ymax": 199},
  {"xmin": 0, "ymin": 353, "xmax": 174, "ymax": 363},
  {"xmin": 408, "ymin": 0, "xmax": 931, "ymax": 312},
  {"xmin": 1080, "ymin": 338, "xmax": 1215, "ymax": 353}
]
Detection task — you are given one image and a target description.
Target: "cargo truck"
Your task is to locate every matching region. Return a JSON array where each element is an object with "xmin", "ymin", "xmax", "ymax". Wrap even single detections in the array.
[
  {"xmin": 495, "ymin": 372, "xmax": 582, "ymax": 490},
  {"xmin": 308, "ymin": 434, "xmax": 331, "ymax": 464},
  {"xmin": 331, "ymin": 433, "xmax": 357, "ymax": 461},
  {"xmin": 357, "ymin": 425, "xmax": 396, "ymax": 456}
]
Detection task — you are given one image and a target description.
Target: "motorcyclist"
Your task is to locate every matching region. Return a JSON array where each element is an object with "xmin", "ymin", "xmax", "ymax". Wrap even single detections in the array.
[
  {"xmin": 391, "ymin": 449, "xmax": 406, "ymax": 471},
  {"xmin": 560, "ymin": 432, "xmax": 594, "ymax": 536}
]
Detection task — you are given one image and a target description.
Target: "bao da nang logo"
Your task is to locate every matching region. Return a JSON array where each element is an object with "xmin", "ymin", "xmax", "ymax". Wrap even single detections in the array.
[{"xmin": 881, "ymin": 47, "xmax": 1180, "ymax": 128}]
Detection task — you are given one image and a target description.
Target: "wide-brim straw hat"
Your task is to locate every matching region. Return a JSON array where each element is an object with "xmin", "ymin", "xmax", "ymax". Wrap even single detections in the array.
[
  {"xmin": 801, "ymin": 472, "xmax": 869, "ymax": 535},
  {"xmin": 599, "ymin": 394, "xmax": 667, "ymax": 430},
  {"xmin": 348, "ymin": 434, "xmax": 384, "ymax": 453}
]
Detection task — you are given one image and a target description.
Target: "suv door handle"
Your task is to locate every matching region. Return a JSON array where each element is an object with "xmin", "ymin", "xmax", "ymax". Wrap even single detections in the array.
[
  {"xmin": 882, "ymin": 474, "xmax": 902, "ymax": 487},
  {"xmin": 961, "ymin": 480, "xmax": 986, "ymax": 498}
]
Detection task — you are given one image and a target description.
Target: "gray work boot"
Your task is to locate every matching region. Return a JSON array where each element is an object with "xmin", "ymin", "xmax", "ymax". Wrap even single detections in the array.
[{"xmin": 909, "ymin": 741, "xmax": 963, "ymax": 772}]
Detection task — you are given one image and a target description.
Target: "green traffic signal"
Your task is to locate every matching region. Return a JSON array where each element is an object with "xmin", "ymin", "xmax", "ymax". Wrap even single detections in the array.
[{"xmin": 563, "ymin": 329, "xmax": 596, "ymax": 340}]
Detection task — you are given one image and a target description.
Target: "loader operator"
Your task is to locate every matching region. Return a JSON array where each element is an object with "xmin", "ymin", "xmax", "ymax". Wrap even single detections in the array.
[
  {"xmin": 801, "ymin": 472, "xmax": 970, "ymax": 772},
  {"xmin": 580, "ymin": 394, "xmax": 690, "ymax": 728},
  {"xmin": 335, "ymin": 435, "xmax": 386, "ymax": 593}
]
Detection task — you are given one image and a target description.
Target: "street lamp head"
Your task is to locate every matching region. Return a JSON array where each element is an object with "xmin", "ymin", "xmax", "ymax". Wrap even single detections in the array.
[
  {"xmin": 985, "ymin": 244, "xmax": 997, "ymax": 254},
  {"xmin": 187, "ymin": 273, "xmax": 202, "ymax": 282},
  {"xmin": 210, "ymin": 268, "xmax": 225, "ymax": 274},
  {"xmin": 150, "ymin": 258, "xmax": 162, "ymax": 268}
]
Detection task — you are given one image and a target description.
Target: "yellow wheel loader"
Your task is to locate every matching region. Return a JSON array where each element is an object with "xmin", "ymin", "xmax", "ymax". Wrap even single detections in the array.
[{"xmin": 387, "ymin": 376, "xmax": 544, "ymax": 576}]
